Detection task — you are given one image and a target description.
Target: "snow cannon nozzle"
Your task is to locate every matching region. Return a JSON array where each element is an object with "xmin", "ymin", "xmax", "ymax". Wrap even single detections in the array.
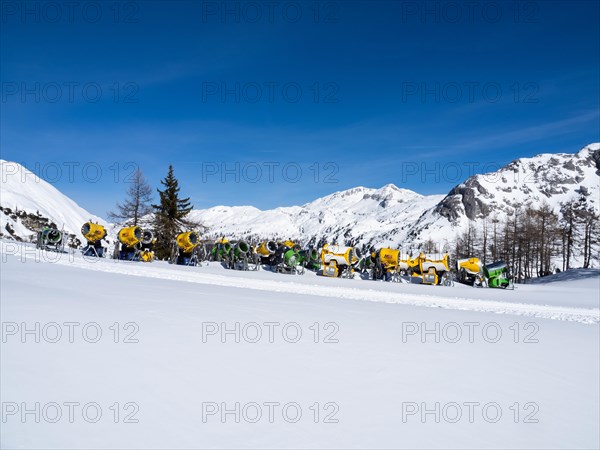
[
  {"xmin": 81, "ymin": 222, "xmax": 106, "ymax": 243},
  {"xmin": 118, "ymin": 226, "xmax": 143, "ymax": 247},
  {"xmin": 176, "ymin": 231, "xmax": 200, "ymax": 254},
  {"xmin": 142, "ymin": 230, "xmax": 154, "ymax": 245}
]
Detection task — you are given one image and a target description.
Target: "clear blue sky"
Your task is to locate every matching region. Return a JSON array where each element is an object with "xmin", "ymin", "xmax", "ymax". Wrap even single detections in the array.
[{"xmin": 1, "ymin": 0, "xmax": 599, "ymax": 218}]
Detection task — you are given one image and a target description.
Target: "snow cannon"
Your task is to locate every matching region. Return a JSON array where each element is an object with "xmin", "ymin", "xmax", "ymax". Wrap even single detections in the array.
[
  {"xmin": 371, "ymin": 248, "xmax": 400, "ymax": 281},
  {"xmin": 118, "ymin": 226, "xmax": 143, "ymax": 247},
  {"xmin": 115, "ymin": 226, "xmax": 148, "ymax": 261},
  {"xmin": 234, "ymin": 240, "xmax": 250, "ymax": 257},
  {"xmin": 298, "ymin": 248, "xmax": 320, "ymax": 271},
  {"xmin": 81, "ymin": 222, "xmax": 106, "ymax": 257},
  {"xmin": 170, "ymin": 231, "xmax": 200, "ymax": 266},
  {"xmin": 321, "ymin": 244, "xmax": 361, "ymax": 278},
  {"xmin": 226, "ymin": 240, "xmax": 254, "ymax": 271},
  {"xmin": 177, "ymin": 231, "xmax": 199, "ymax": 254},
  {"xmin": 81, "ymin": 222, "xmax": 106, "ymax": 243},
  {"xmin": 456, "ymin": 257, "xmax": 483, "ymax": 286},
  {"xmin": 398, "ymin": 253, "xmax": 419, "ymax": 272},
  {"xmin": 482, "ymin": 261, "xmax": 513, "ymax": 289},
  {"xmin": 141, "ymin": 230, "xmax": 154, "ymax": 245},
  {"xmin": 412, "ymin": 253, "xmax": 450, "ymax": 285},
  {"xmin": 256, "ymin": 240, "xmax": 277, "ymax": 256},
  {"xmin": 211, "ymin": 238, "xmax": 232, "ymax": 262},
  {"xmin": 36, "ymin": 226, "xmax": 64, "ymax": 252}
]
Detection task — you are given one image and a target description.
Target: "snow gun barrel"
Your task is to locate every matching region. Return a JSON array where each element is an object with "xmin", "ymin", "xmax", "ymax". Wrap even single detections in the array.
[
  {"xmin": 81, "ymin": 222, "xmax": 106, "ymax": 243},
  {"xmin": 483, "ymin": 261, "xmax": 508, "ymax": 279},
  {"xmin": 378, "ymin": 248, "xmax": 400, "ymax": 269},
  {"xmin": 141, "ymin": 230, "xmax": 154, "ymax": 245},
  {"xmin": 457, "ymin": 257, "xmax": 482, "ymax": 274},
  {"xmin": 176, "ymin": 231, "xmax": 199, "ymax": 253},
  {"xmin": 234, "ymin": 240, "xmax": 250, "ymax": 256},
  {"xmin": 418, "ymin": 253, "xmax": 450, "ymax": 273},
  {"xmin": 41, "ymin": 227, "xmax": 62, "ymax": 244},
  {"xmin": 118, "ymin": 226, "xmax": 143, "ymax": 247},
  {"xmin": 256, "ymin": 240, "xmax": 277, "ymax": 256},
  {"xmin": 321, "ymin": 244, "xmax": 360, "ymax": 267}
]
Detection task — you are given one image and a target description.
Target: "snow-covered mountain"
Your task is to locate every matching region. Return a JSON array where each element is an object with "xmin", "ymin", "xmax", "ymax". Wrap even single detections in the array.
[
  {"xmin": 189, "ymin": 184, "xmax": 445, "ymax": 247},
  {"xmin": 406, "ymin": 143, "xmax": 600, "ymax": 244},
  {"xmin": 1, "ymin": 144, "xmax": 598, "ymax": 249},
  {"xmin": 0, "ymin": 160, "xmax": 106, "ymax": 243}
]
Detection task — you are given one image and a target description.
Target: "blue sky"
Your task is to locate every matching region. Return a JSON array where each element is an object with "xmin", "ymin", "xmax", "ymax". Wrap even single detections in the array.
[{"xmin": 1, "ymin": 0, "xmax": 599, "ymax": 218}]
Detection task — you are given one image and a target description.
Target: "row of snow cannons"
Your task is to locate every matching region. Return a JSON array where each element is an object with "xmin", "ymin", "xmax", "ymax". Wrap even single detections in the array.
[
  {"xmin": 207, "ymin": 238, "xmax": 321, "ymax": 274},
  {"xmin": 324, "ymin": 245, "xmax": 454, "ymax": 286},
  {"xmin": 79, "ymin": 222, "xmax": 157, "ymax": 261},
  {"xmin": 48, "ymin": 222, "xmax": 511, "ymax": 289}
]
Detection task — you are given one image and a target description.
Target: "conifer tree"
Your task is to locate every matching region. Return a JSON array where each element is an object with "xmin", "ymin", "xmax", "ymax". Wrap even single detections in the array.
[{"xmin": 152, "ymin": 165, "xmax": 198, "ymax": 259}]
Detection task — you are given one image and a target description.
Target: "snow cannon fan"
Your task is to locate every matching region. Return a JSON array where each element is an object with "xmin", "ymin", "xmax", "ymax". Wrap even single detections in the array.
[
  {"xmin": 141, "ymin": 230, "xmax": 154, "ymax": 245},
  {"xmin": 116, "ymin": 226, "xmax": 144, "ymax": 261},
  {"xmin": 234, "ymin": 240, "xmax": 250, "ymax": 257},
  {"xmin": 415, "ymin": 252, "xmax": 450, "ymax": 285},
  {"xmin": 256, "ymin": 241, "xmax": 277, "ymax": 256},
  {"xmin": 482, "ymin": 261, "xmax": 513, "ymax": 289},
  {"xmin": 81, "ymin": 222, "xmax": 107, "ymax": 257},
  {"xmin": 456, "ymin": 257, "xmax": 483, "ymax": 286},
  {"xmin": 298, "ymin": 248, "xmax": 320, "ymax": 271},
  {"xmin": 171, "ymin": 231, "xmax": 200, "ymax": 266},
  {"xmin": 321, "ymin": 244, "xmax": 360, "ymax": 278},
  {"xmin": 118, "ymin": 226, "xmax": 143, "ymax": 247},
  {"xmin": 36, "ymin": 226, "xmax": 64, "ymax": 252},
  {"xmin": 177, "ymin": 231, "xmax": 200, "ymax": 254}
]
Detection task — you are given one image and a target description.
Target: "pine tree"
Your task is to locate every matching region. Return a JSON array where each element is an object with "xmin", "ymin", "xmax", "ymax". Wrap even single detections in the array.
[
  {"xmin": 152, "ymin": 165, "xmax": 198, "ymax": 259},
  {"xmin": 108, "ymin": 168, "xmax": 153, "ymax": 226}
]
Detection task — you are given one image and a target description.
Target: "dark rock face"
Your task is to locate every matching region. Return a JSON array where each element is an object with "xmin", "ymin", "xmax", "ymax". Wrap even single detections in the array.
[
  {"xmin": 592, "ymin": 149, "xmax": 600, "ymax": 175},
  {"xmin": 434, "ymin": 178, "xmax": 491, "ymax": 223}
]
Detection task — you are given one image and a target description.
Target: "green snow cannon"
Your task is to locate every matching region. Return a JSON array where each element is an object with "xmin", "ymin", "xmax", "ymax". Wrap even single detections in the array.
[
  {"xmin": 41, "ymin": 227, "xmax": 62, "ymax": 244},
  {"xmin": 298, "ymin": 248, "xmax": 320, "ymax": 270},
  {"xmin": 483, "ymin": 261, "xmax": 511, "ymax": 288},
  {"xmin": 283, "ymin": 248, "xmax": 300, "ymax": 267},
  {"xmin": 211, "ymin": 241, "xmax": 232, "ymax": 260},
  {"xmin": 233, "ymin": 241, "xmax": 250, "ymax": 258}
]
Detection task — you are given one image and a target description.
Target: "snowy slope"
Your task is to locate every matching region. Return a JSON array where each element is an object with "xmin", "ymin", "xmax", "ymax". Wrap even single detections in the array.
[
  {"xmin": 1, "ymin": 242, "xmax": 599, "ymax": 449},
  {"xmin": 0, "ymin": 160, "xmax": 107, "ymax": 242}
]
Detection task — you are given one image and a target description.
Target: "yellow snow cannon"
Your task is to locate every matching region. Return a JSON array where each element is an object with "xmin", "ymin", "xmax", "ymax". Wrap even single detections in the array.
[
  {"xmin": 379, "ymin": 248, "xmax": 400, "ymax": 270},
  {"xmin": 81, "ymin": 222, "xmax": 107, "ymax": 257},
  {"xmin": 177, "ymin": 231, "xmax": 200, "ymax": 254},
  {"xmin": 118, "ymin": 226, "xmax": 143, "ymax": 247},
  {"xmin": 170, "ymin": 231, "xmax": 201, "ymax": 266},
  {"xmin": 115, "ymin": 226, "xmax": 144, "ymax": 261},
  {"xmin": 256, "ymin": 240, "xmax": 278, "ymax": 256},
  {"xmin": 398, "ymin": 253, "xmax": 419, "ymax": 272},
  {"xmin": 415, "ymin": 253, "xmax": 450, "ymax": 285},
  {"xmin": 321, "ymin": 244, "xmax": 361, "ymax": 278},
  {"xmin": 456, "ymin": 257, "xmax": 483, "ymax": 286},
  {"xmin": 139, "ymin": 230, "xmax": 156, "ymax": 262},
  {"xmin": 81, "ymin": 222, "xmax": 106, "ymax": 243},
  {"xmin": 281, "ymin": 239, "xmax": 298, "ymax": 250},
  {"xmin": 371, "ymin": 248, "xmax": 401, "ymax": 281}
]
